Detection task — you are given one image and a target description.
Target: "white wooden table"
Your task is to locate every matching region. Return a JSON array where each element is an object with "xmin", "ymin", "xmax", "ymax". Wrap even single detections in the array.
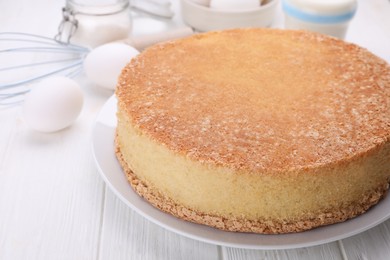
[{"xmin": 0, "ymin": 0, "xmax": 389, "ymax": 259}]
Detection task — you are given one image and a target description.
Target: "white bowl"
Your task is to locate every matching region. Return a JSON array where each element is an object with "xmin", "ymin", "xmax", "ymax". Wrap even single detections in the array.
[{"xmin": 180, "ymin": 0, "xmax": 279, "ymax": 32}]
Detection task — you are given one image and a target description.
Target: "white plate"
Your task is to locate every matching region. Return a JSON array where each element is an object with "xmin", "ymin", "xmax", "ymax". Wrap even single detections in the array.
[{"xmin": 92, "ymin": 95, "xmax": 390, "ymax": 250}]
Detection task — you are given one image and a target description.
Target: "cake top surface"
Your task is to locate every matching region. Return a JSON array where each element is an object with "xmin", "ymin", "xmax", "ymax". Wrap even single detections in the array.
[{"xmin": 116, "ymin": 28, "xmax": 390, "ymax": 172}]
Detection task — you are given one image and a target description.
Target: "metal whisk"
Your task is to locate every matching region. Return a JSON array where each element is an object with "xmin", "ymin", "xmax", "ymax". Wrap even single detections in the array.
[
  {"xmin": 0, "ymin": 0, "xmax": 180, "ymax": 107},
  {"xmin": 0, "ymin": 32, "xmax": 89, "ymax": 106}
]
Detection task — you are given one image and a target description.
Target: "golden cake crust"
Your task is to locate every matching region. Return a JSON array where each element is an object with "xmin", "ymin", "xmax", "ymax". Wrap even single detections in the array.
[
  {"xmin": 115, "ymin": 137, "xmax": 389, "ymax": 233},
  {"xmin": 116, "ymin": 28, "xmax": 390, "ymax": 173}
]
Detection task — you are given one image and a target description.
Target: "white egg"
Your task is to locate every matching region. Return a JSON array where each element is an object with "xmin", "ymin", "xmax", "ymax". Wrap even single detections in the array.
[
  {"xmin": 84, "ymin": 42, "xmax": 140, "ymax": 90},
  {"xmin": 23, "ymin": 76, "xmax": 84, "ymax": 133},
  {"xmin": 210, "ymin": 0, "xmax": 260, "ymax": 10}
]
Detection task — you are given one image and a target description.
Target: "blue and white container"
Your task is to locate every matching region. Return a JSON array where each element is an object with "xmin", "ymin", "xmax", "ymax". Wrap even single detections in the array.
[{"xmin": 282, "ymin": 0, "xmax": 357, "ymax": 39}]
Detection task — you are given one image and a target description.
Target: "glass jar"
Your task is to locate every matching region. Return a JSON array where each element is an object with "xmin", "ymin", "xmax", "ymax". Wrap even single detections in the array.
[
  {"xmin": 57, "ymin": 0, "xmax": 132, "ymax": 47},
  {"xmin": 282, "ymin": 0, "xmax": 357, "ymax": 39}
]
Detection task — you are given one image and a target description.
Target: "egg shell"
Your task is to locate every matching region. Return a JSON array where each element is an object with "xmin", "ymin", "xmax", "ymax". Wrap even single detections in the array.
[
  {"xmin": 23, "ymin": 76, "xmax": 84, "ymax": 133},
  {"xmin": 210, "ymin": 0, "xmax": 260, "ymax": 10},
  {"xmin": 84, "ymin": 43, "xmax": 140, "ymax": 90}
]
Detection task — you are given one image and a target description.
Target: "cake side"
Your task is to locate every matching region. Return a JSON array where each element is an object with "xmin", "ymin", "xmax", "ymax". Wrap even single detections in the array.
[
  {"xmin": 115, "ymin": 107, "xmax": 390, "ymax": 233},
  {"xmin": 116, "ymin": 153, "xmax": 388, "ymax": 234}
]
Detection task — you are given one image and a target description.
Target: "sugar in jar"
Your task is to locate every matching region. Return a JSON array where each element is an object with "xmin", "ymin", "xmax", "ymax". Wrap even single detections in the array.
[{"xmin": 57, "ymin": 0, "xmax": 132, "ymax": 47}]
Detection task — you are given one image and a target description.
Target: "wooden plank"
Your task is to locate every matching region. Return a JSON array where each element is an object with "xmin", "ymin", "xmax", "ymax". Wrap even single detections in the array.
[
  {"xmin": 99, "ymin": 188, "xmax": 220, "ymax": 260},
  {"xmin": 0, "ymin": 106, "xmax": 105, "ymax": 260},
  {"xmin": 340, "ymin": 219, "xmax": 390, "ymax": 260},
  {"xmin": 222, "ymin": 242, "xmax": 343, "ymax": 260},
  {"xmin": 0, "ymin": 0, "xmax": 61, "ymax": 35}
]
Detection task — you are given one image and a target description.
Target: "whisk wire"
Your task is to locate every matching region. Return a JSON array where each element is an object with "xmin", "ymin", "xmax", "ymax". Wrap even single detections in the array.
[
  {"xmin": 0, "ymin": 89, "xmax": 29, "ymax": 106},
  {"xmin": 65, "ymin": 65, "xmax": 84, "ymax": 78},
  {"xmin": 0, "ymin": 46, "xmax": 88, "ymax": 54},
  {"xmin": 0, "ymin": 57, "xmax": 82, "ymax": 72},
  {"xmin": 0, "ymin": 90, "xmax": 29, "ymax": 99},
  {"xmin": 0, "ymin": 32, "xmax": 89, "ymax": 51},
  {"xmin": 0, "ymin": 32, "xmax": 88, "ymax": 106},
  {"xmin": 0, "ymin": 60, "xmax": 83, "ymax": 89}
]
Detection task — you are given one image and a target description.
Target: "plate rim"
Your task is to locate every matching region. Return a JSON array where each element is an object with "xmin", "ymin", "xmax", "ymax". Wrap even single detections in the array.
[{"xmin": 92, "ymin": 95, "xmax": 390, "ymax": 250}]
